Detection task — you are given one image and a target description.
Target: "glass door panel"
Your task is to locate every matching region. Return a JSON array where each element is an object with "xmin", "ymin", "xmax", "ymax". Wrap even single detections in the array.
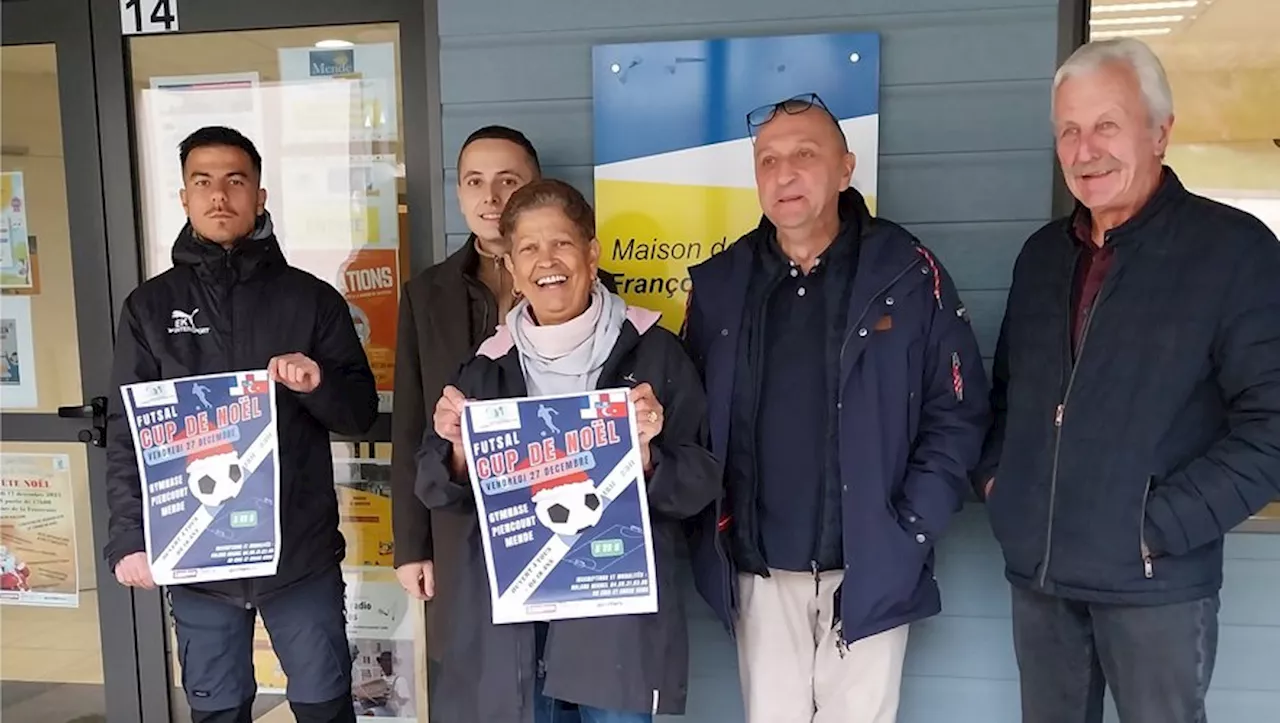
[
  {"xmin": 124, "ymin": 18, "xmax": 424, "ymax": 722},
  {"xmin": 130, "ymin": 24, "xmax": 407, "ymax": 417},
  {"xmin": 0, "ymin": 44, "xmax": 83, "ymax": 416},
  {"xmin": 2, "ymin": 2, "xmax": 138, "ymax": 720},
  {"xmin": 0, "ymin": 442, "xmax": 104, "ymax": 722}
]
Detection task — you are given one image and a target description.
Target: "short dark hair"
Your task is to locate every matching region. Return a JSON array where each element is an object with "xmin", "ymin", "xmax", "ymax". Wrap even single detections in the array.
[
  {"xmin": 179, "ymin": 126, "xmax": 262, "ymax": 175},
  {"xmin": 457, "ymin": 125, "xmax": 541, "ymax": 175},
  {"xmin": 498, "ymin": 179, "xmax": 594, "ymax": 248}
]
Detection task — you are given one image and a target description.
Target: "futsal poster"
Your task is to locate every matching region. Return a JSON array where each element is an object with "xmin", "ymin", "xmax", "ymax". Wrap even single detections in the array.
[
  {"xmin": 121, "ymin": 371, "xmax": 280, "ymax": 586},
  {"xmin": 461, "ymin": 389, "xmax": 659, "ymax": 624}
]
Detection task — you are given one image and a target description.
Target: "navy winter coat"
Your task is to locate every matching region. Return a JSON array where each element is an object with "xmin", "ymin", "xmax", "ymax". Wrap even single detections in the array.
[
  {"xmin": 684, "ymin": 188, "xmax": 991, "ymax": 643},
  {"xmin": 979, "ymin": 169, "xmax": 1280, "ymax": 604}
]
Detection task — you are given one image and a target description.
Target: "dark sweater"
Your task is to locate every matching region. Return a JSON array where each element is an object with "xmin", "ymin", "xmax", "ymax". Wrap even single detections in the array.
[{"xmin": 727, "ymin": 213, "xmax": 859, "ymax": 575}]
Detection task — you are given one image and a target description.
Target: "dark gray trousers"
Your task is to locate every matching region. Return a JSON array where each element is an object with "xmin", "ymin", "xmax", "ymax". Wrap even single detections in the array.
[{"xmin": 1011, "ymin": 585, "xmax": 1219, "ymax": 723}]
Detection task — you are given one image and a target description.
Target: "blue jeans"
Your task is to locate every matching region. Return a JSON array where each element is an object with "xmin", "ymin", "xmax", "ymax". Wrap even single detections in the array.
[
  {"xmin": 1011, "ymin": 585, "xmax": 1219, "ymax": 723},
  {"xmin": 533, "ymin": 677, "xmax": 652, "ymax": 723},
  {"xmin": 532, "ymin": 623, "xmax": 651, "ymax": 723}
]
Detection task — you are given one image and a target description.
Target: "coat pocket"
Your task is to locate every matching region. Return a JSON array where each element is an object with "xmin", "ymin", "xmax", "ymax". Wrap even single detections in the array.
[{"xmin": 1139, "ymin": 475, "xmax": 1154, "ymax": 579}]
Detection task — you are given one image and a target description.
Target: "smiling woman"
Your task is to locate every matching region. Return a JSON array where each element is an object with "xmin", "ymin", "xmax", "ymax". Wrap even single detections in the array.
[
  {"xmin": 498, "ymin": 179, "xmax": 602, "ymax": 328},
  {"xmin": 414, "ymin": 177, "xmax": 719, "ymax": 723}
]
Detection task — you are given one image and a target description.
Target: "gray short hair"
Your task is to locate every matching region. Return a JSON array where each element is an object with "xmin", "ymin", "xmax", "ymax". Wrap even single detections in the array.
[{"xmin": 1053, "ymin": 37, "xmax": 1174, "ymax": 127}]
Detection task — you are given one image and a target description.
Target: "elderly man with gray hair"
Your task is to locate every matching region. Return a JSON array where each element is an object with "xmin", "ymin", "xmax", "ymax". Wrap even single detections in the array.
[{"xmin": 977, "ymin": 37, "xmax": 1280, "ymax": 723}]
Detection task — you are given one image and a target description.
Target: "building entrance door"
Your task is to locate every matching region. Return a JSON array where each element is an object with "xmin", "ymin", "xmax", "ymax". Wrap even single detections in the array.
[
  {"xmin": 1, "ymin": 1, "xmax": 150, "ymax": 722},
  {"xmin": 85, "ymin": 0, "xmax": 440, "ymax": 719}
]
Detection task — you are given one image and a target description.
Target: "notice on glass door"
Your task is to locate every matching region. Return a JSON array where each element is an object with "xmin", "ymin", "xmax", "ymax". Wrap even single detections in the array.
[
  {"xmin": 0, "ymin": 295, "xmax": 39, "ymax": 409},
  {"xmin": 252, "ymin": 570, "xmax": 421, "ymax": 722},
  {"xmin": 277, "ymin": 43, "xmax": 399, "ymax": 143},
  {"xmin": 335, "ymin": 458, "xmax": 394, "ymax": 569},
  {"xmin": 0, "ymin": 171, "xmax": 33, "ymax": 290},
  {"xmin": 0, "ymin": 453, "xmax": 79, "ymax": 608},
  {"xmin": 139, "ymin": 72, "xmax": 263, "ymax": 274}
]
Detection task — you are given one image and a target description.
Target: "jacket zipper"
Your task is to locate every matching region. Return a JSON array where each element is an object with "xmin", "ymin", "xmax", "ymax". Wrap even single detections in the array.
[
  {"xmin": 747, "ymin": 272, "xmax": 783, "ymax": 576},
  {"xmin": 516, "ymin": 633, "xmax": 525, "ymax": 715},
  {"xmin": 481, "ymin": 284, "xmax": 494, "ymax": 337},
  {"xmin": 1039, "ymin": 245, "xmax": 1112, "ymax": 588},
  {"xmin": 1139, "ymin": 476, "xmax": 1153, "ymax": 579},
  {"xmin": 826, "ymin": 257, "xmax": 921, "ymax": 592},
  {"xmin": 714, "ymin": 497, "xmax": 735, "ymax": 636},
  {"xmin": 219, "ymin": 251, "xmax": 255, "ymax": 607}
]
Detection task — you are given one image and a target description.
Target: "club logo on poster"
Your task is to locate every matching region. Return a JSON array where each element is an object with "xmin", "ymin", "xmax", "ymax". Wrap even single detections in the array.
[
  {"xmin": 461, "ymin": 390, "xmax": 658, "ymax": 624},
  {"xmin": 121, "ymin": 371, "xmax": 280, "ymax": 586}
]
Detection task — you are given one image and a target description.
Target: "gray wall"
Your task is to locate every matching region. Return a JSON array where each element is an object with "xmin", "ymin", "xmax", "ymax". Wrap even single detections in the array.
[
  {"xmin": 433, "ymin": 0, "xmax": 1280, "ymax": 720},
  {"xmin": 436, "ymin": 0, "xmax": 1060, "ymax": 367}
]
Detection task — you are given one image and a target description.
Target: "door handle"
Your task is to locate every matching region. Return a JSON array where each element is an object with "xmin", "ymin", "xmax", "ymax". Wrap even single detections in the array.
[{"xmin": 58, "ymin": 396, "xmax": 108, "ymax": 448}]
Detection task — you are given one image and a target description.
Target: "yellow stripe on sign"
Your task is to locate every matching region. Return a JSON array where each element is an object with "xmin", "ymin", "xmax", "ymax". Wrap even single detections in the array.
[
  {"xmin": 595, "ymin": 178, "xmax": 877, "ymax": 332},
  {"xmin": 595, "ymin": 179, "xmax": 761, "ymax": 333}
]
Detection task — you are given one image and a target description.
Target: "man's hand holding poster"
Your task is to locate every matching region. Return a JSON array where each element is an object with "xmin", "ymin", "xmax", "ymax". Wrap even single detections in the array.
[
  {"xmin": 121, "ymin": 371, "xmax": 280, "ymax": 586},
  {"xmin": 461, "ymin": 389, "xmax": 658, "ymax": 624}
]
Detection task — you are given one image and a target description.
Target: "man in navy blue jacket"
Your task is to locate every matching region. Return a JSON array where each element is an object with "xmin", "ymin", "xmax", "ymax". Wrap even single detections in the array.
[
  {"xmin": 683, "ymin": 93, "xmax": 990, "ymax": 723},
  {"xmin": 979, "ymin": 38, "xmax": 1280, "ymax": 723}
]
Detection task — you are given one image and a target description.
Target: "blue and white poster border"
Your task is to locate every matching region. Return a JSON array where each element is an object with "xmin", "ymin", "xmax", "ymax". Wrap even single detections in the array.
[
  {"xmin": 461, "ymin": 389, "xmax": 659, "ymax": 625},
  {"xmin": 121, "ymin": 370, "xmax": 281, "ymax": 587}
]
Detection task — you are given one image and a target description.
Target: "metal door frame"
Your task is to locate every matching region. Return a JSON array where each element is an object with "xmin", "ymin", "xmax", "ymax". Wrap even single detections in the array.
[
  {"xmin": 1052, "ymin": 0, "xmax": 1091, "ymax": 217},
  {"xmin": 85, "ymin": 1, "xmax": 443, "ymax": 719},
  {"xmin": 1, "ymin": 1, "xmax": 149, "ymax": 721}
]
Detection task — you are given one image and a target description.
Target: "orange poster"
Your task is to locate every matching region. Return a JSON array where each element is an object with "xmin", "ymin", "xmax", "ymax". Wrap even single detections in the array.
[
  {"xmin": 288, "ymin": 247, "xmax": 399, "ymax": 413},
  {"xmin": 337, "ymin": 249, "xmax": 399, "ymax": 413}
]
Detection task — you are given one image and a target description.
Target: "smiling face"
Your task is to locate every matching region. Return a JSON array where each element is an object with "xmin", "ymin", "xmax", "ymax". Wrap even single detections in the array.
[
  {"xmin": 753, "ymin": 108, "xmax": 855, "ymax": 233},
  {"xmin": 180, "ymin": 144, "xmax": 266, "ymax": 245},
  {"xmin": 457, "ymin": 138, "xmax": 539, "ymax": 243},
  {"xmin": 1054, "ymin": 60, "xmax": 1170, "ymax": 230},
  {"xmin": 504, "ymin": 205, "xmax": 599, "ymax": 325}
]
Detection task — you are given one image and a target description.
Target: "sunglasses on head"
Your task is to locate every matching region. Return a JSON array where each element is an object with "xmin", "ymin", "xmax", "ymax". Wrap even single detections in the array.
[{"xmin": 746, "ymin": 92, "xmax": 845, "ymax": 140}]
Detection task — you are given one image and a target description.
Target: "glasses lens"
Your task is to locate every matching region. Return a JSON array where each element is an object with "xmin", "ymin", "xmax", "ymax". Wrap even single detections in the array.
[
  {"xmin": 747, "ymin": 105, "xmax": 776, "ymax": 130},
  {"xmin": 747, "ymin": 94, "xmax": 830, "ymax": 137},
  {"xmin": 779, "ymin": 95, "xmax": 818, "ymax": 115}
]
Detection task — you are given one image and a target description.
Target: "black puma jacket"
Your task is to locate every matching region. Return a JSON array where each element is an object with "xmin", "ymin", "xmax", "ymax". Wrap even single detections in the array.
[{"xmin": 104, "ymin": 214, "xmax": 378, "ymax": 603}]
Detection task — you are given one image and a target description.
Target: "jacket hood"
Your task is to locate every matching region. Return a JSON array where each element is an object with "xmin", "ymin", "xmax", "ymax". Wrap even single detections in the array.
[{"xmin": 172, "ymin": 210, "xmax": 285, "ymax": 283}]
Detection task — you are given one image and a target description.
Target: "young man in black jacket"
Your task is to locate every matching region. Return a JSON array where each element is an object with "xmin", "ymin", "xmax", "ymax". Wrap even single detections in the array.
[
  {"xmin": 105, "ymin": 126, "xmax": 379, "ymax": 723},
  {"xmin": 980, "ymin": 39, "xmax": 1280, "ymax": 723}
]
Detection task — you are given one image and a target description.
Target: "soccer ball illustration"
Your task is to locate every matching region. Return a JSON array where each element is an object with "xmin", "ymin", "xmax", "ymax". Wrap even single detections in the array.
[
  {"xmin": 187, "ymin": 447, "xmax": 245, "ymax": 508},
  {"xmin": 531, "ymin": 469, "xmax": 604, "ymax": 537}
]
